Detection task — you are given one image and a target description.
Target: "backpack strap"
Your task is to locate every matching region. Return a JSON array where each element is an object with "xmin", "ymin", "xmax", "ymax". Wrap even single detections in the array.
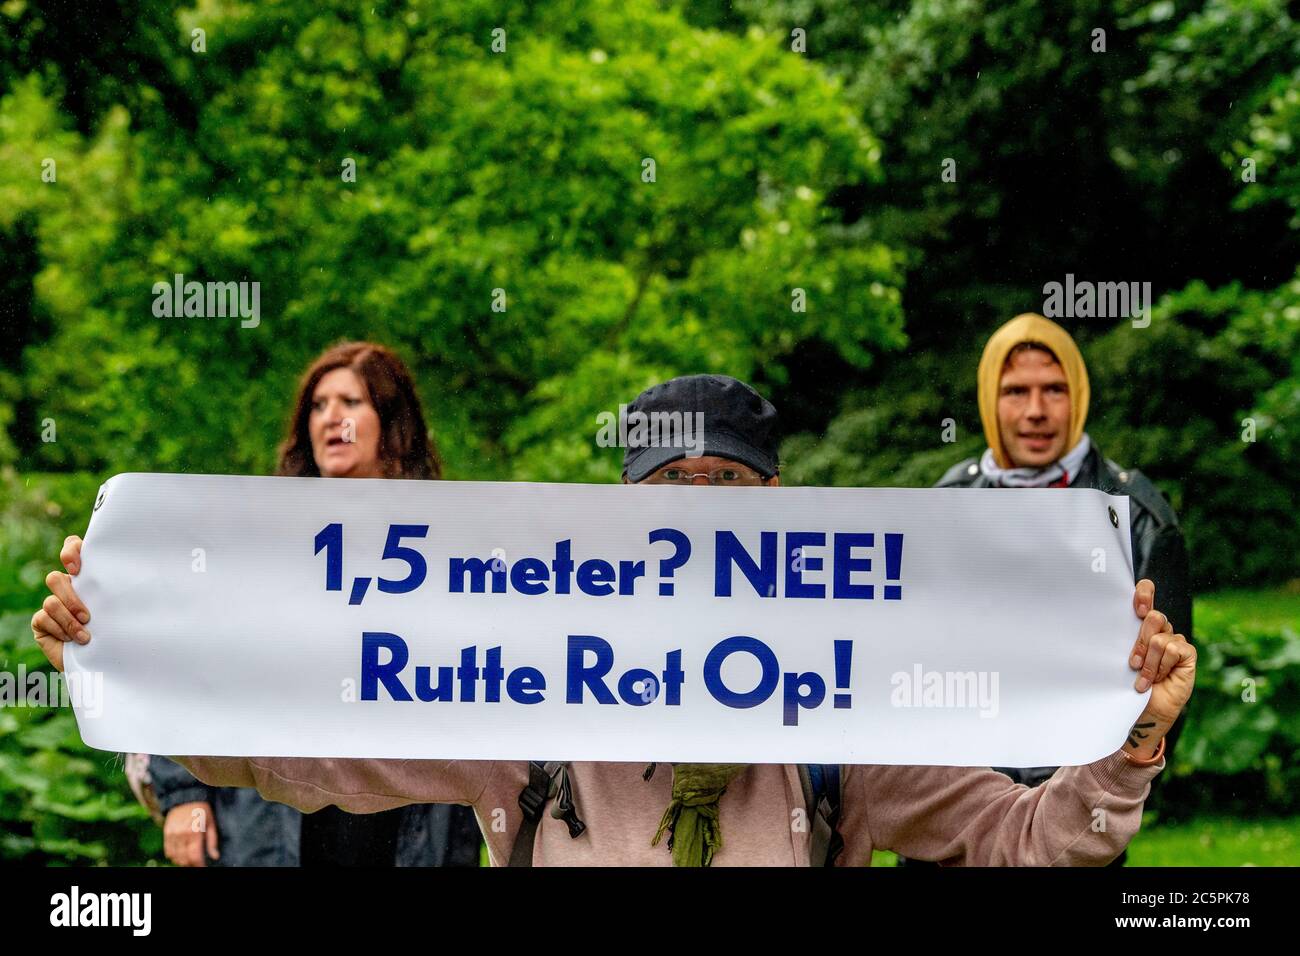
[
  {"xmin": 801, "ymin": 764, "xmax": 844, "ymax": 867},
  {"xmin": 508, "ymin": 761, "xmax": 586, "ymax": 867},
  {"xmin": 508, "ymin": 761, "xmax": 559, "ymax": 867}
]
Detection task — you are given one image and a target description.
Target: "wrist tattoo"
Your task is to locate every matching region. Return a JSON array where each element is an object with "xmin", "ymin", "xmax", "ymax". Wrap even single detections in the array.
[{"xmin": 1126, "ymin": 721, "xmax": 1156, "ymax": 749}]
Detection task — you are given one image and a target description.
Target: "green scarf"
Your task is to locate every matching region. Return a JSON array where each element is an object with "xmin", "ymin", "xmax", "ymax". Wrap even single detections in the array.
[{"xmin": 650, "ymin": 763, "xmax": 747, "ymax": 866}]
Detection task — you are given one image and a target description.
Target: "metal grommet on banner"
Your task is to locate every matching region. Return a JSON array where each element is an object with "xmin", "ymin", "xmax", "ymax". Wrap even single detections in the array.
[{"xmin": 1108, "ymin": 506, "xmax": 1119, "ymax": 528}]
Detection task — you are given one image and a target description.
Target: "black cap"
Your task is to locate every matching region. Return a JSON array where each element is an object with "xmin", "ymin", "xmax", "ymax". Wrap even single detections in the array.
[{"xmin": 621, "ymin": 374, "xmax": 780, "ymax": 481}]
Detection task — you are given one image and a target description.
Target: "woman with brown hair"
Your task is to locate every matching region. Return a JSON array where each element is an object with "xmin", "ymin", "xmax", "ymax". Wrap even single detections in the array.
[
  {"xmin": 276, "ymin": 340, "xmax": 442, "ymax": 482},
  {"xmin": 34, "ymin": 341, "xmax": 482, "ymax": 868}
]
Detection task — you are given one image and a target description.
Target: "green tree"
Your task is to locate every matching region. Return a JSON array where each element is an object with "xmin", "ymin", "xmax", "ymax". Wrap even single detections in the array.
[
  {"xmin": 5, "ymin": 0, "xmax": 905, "ymax": 486},
  {"xmin": 739, "ymin": 0, "xmax": 1300, "ymax": 589}
]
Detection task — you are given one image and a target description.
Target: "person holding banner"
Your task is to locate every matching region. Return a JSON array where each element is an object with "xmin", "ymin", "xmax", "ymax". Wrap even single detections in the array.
[
  {"xmin": 32, "ymin": 374, "xmax": 1196, "ymax": 867},
  {"xmin": 889, "ymin": 315, "xmax": 1195, "ymax": 868},
  {"xmin": 34, "ymin": 341, "xmax": 482, "ymax": 868}
]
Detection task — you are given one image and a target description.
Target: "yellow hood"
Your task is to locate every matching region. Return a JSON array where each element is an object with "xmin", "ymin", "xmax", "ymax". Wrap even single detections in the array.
[{"xmin": 977, "ymin": 313, "xmax": 1090, "ymax": 469}]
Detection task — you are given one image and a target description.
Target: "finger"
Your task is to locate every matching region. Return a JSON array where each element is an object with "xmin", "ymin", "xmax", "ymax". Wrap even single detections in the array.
[
  {"xmin": 61, "ymin": 535, "xmax": 84, "ymax": 575},
  {"xmin": 1128, "ymin": 607, "xmax": 1167, "ymax": 670},
  {"xmin": 206, "ymin": 820, "xmax": 220, "ymax": 861},
  {"xmin": 41, "ymin": 594, "xmax": 84, "ymax": 644},
  {"xmin": 1133, "ymin": 579, "xmax": 1155, "ymax": 618},
  {"xmin": 30, "ymin": 623, "xmax": 65, "ymax": 672},
  {"xmin": 1142, "ymin": 610, "xmax": 1169, "ymax": 646},
  {"xmin": 31, "ymin": 607, "xmax": 71, "ymax": 644},
  {"xmin": 1152, "ymin": 638, "xmax": 1185, "ymax": 684},
  {"xmin": 1136, "ymin": 631, "xmax": 1170, "ymax": 692},
  {"xmin": 45, "ymin": 570, "xmax": 90, "ymax": 629}
]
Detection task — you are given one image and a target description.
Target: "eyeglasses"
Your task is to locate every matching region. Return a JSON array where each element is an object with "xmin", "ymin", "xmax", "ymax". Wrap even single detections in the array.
[{"xmin": 641, "ymin": 464, "xmax": 769, "ymax": 486}]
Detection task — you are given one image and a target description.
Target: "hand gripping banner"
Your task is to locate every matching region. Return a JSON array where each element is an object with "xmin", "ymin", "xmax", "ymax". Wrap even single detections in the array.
[{"xmin": 65, "ymin": 473, "xmax": 1145, "ymax": 766}]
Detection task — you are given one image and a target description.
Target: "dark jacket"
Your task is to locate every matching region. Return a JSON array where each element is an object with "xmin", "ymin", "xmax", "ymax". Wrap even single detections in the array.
[{"xmin": 149, "ymin": 755, "xmax": 482, "ymax": 867}]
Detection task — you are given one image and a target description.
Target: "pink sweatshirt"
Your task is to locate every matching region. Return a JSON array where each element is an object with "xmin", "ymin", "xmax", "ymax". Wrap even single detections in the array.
[{"xmin": 175, "ymin": 751, "xmax": 1162, "ymax": 866}]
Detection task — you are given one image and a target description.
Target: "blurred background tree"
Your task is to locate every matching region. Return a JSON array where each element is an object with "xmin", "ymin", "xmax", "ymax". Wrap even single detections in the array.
[
  {"xmin": 719, "ymin": 0, "xmax": 1300, "ymax": 592},
  {"xmin": 2, "ymin": 0, "xmax": 904, "ymax": 486},
  {"xmin": 719, "ymin": 0, "xmax": 1300, "ymax": 839}
]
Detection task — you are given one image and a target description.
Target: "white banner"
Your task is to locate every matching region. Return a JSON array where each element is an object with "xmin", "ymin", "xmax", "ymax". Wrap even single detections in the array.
[{"xmin": 65, "ymin": 473, "xmax": 1145, "ymax": 766}]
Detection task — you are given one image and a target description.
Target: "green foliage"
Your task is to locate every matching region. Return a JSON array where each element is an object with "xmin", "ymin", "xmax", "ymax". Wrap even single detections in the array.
[
  {"xmin": 0, "ymin": 468, "xmax": 159, "ymax": 864},
  {"xmin": 1147, "ymin": 588, "xmax": 1300, "ymax": 820},
  {"xmin": 780, "ymin": 349, "xmax": 985, "ymax": 488},
  {"xmin": 766, "ymin": 0, "xmax": 1300, "ymax": 591},
  {"xmin": 728, "ymin": 0, "xmax": 1300, "ymax": 301},
  {"xmin": 4, "ymin": 0, "xmax": 904, "ymax": 486},
  {"xmin": 1127, "ymin": 814, "xmax": 1300, "ymax": 866},
  {"xmin": 1087, "ymin": 277, "xmax": 1299, "ymax": 588}
]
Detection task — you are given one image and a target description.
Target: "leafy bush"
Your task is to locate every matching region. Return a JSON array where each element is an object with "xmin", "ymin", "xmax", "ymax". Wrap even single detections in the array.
[
  {"xmin": 0, "ymin": 468, "xmax": 158, "ymax": 864},
  {"xmin": 1150, "ymin": 590, "xmax": 1300, "ymax": 820}
]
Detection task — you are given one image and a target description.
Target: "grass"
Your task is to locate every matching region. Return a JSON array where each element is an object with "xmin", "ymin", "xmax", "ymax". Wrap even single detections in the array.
[
  {"xmin": 1126, "ymin": 815, "xmax": 1300, "ymax": 866},
  {"xmin": 1194, "ymin": 586, "xmax": 1300, "ymax": 633},
  {"xmin": 867, "ymin": 816, "xmax": 1300, "ymax": 866}
]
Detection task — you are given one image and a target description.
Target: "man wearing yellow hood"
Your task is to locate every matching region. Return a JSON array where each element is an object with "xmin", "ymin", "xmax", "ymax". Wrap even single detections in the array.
[{"xmin": 913, "ymin": 314, "xmax": 1192, "ymax": 866}]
